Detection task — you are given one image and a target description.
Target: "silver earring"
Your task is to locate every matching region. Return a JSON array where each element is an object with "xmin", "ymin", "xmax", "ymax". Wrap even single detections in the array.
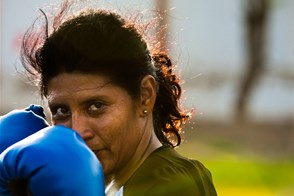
[{"xmin": 143, "ymin": 109, "xmax": 148, "ymax": 114}]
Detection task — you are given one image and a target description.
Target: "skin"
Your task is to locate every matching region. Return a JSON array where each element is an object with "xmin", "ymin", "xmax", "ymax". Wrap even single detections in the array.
[{"xmin": 46, "ymin": 72, "xmax": 162, "ymax": 194}]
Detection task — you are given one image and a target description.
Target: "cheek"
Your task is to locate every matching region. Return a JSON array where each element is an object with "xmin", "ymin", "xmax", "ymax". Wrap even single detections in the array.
[
  {"xmin": 92, "ymin": 116, "xmax": 128, "ymax": 171},
  {"xmin": 96, "ymin": 111, "xmax": 142, "ymax": 159},
  {"xmin": 91, "ymin": 114, "xmax": 125, "ymax": 144},
  {"xmin": 51, "ymin": 120, "xmax": 70, "ymax": 129}
]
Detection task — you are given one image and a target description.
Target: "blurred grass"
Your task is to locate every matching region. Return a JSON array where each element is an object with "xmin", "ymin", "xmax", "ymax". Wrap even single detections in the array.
[
  {"xmin": 177, "ymin": 150, "xmax": 294, "ymax": 196},
  {"xmin": 205, "ymin": 159, "xmax": 294, "ymax": 196},
  {"xmin": 176, "ymin": 121, "xmax": 294, "ymax": 196}
]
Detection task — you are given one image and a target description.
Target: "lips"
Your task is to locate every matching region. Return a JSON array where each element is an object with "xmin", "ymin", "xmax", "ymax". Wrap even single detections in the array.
[
  {"xmin": 92, "ymin": 149, "xmax": 103, "ymax": 153},
  {"xmin": 92, "ymin": 149, "xmax": 105, "ymax": 159}
]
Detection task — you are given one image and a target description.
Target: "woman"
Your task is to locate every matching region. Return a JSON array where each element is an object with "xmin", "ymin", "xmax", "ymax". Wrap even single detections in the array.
[{"xmin": 21, "ymin": 1, "xmax": 217, "ymax": 195}]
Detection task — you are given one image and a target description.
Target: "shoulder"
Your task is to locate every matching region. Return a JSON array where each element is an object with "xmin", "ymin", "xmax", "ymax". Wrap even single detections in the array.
[{"xmin": 124, "ymin": 146, "xmax": 217, "ymax": 196}]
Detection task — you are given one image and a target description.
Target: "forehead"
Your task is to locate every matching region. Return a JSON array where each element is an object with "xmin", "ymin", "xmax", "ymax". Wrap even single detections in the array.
[{"xmin": 46, "ymin": 73, "xmax": 113, "ymax": 101}]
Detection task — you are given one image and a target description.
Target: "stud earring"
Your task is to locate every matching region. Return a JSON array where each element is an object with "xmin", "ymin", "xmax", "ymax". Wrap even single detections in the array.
[{"xmin": 143, "ymin": 109, "xmax": 148, "ymax": 115}]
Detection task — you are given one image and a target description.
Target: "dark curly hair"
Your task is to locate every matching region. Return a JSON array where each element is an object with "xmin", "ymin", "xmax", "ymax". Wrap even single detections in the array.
[{"xmin": 21, "ymin": 1, "xmax": 190, "ymax": 147}]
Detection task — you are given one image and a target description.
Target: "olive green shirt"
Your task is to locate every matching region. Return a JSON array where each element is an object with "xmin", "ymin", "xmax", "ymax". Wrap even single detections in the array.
[{"xmin": 123, "ymin": 146, "xmax": 217, "ymax": 196}]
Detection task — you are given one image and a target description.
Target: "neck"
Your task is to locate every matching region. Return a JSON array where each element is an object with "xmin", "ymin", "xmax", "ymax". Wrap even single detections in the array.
[{"xmin": 105, "ymin": 118, "xmax": 162, "ymax": 195}]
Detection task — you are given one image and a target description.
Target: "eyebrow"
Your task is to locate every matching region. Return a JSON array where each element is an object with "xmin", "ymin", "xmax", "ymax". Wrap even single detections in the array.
[{"xmin": 78, "ymin": 95, "xmax": 111, "ymax": 107}]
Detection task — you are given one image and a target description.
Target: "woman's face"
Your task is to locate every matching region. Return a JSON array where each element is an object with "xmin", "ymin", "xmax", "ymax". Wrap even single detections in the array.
[{"xmin": 47, "ymin": 73, "xmax": 148, "ymax": 177}]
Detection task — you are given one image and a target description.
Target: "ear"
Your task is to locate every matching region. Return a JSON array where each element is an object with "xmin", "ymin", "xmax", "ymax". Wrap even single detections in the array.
[{"xmin": 138, "ymin": 75, "xmax": 157, "ymax": 117}]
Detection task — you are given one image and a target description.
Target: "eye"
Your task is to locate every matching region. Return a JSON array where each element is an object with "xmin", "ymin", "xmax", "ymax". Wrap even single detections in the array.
[
  {"xmin": 51, "ymin": 106, "xmax": 71, "ymax": 120},
  {"xmin": 88, "ymin": 102, "xmax": 105, "ymax": 113},
  {"xmin": 88, "ymin": 102, "xmax": 103, "ymax": 111}
]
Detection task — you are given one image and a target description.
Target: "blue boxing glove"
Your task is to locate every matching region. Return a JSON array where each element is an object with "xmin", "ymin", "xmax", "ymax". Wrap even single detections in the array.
[
  {"xmin": 0, "ymin": 104, "xmax": 49, "ymax": 153},
  {"xmin": 0, "ymin": 125, "xmax": 105, "ymax": 196}
]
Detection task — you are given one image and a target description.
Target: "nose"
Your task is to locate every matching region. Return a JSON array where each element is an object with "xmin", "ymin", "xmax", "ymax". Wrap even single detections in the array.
[{"xmin": 71, "ymin": 114, "xmax": 95, "ymax": 141}]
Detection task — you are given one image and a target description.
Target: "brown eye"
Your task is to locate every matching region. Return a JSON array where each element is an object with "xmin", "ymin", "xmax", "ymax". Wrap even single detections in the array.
[
  {"xmin": 88, "ymin": 102, "xmax": 104, "ymax": 111},
  {"xmin": 51, "ymin": 106, "xmax": 71, "ymax": 120}
]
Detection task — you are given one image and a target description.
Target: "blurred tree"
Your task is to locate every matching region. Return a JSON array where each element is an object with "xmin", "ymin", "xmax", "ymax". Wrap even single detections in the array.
[
  {"xmin": 236, "ymin": 0, "xmax": 270, "ymax": 121},
  {"xmin": 155, "ymin": 0, "xmax": 168, "ymax": 52}
]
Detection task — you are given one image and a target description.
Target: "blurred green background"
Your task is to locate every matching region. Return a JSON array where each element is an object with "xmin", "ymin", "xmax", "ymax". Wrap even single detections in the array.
[
  {"xmin": 177, "ymin": 122, "xmax": 294, "ymax": 195},
  {"xmin": 1, "ymin": 0, "xmax": 293, "ymax": 195}
]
